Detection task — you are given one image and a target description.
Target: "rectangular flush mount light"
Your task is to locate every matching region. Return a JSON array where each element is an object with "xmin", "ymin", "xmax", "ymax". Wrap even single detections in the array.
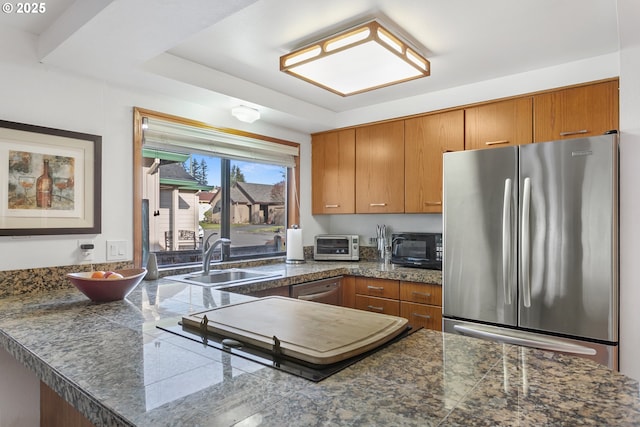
[{"xmin": 280, "ymin": 20, "xmax": 430, "ymax": 96}]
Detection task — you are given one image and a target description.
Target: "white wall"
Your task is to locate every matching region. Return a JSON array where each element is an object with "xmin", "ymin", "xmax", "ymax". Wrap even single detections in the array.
[
  {"xmin": 0, "ymin": 28, "xmax": 308, "ymax": 271},
  {"xmin": 617, "ymin": 0, "xmax": 640, "ymax": 382}
]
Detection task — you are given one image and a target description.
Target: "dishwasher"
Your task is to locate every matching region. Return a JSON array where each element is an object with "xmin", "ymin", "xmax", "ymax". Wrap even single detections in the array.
[{"xmin": 290, "ymin": 277, "xmax": 342, "ymax": 306}]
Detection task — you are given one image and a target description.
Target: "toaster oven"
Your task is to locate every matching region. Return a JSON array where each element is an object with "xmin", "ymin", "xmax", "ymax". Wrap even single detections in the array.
[{"xmin": 314, "ymin": 234, "xmax": 359, "ymax": 261}]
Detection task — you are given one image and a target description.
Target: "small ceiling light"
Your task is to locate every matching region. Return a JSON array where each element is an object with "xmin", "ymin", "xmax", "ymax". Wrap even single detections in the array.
[
  {"xmin": 142, "ymin": 117, "xmax": 149, "ymax": 130},
  {"xmin": 231, "ymin": 106, "xmax": 261, "ymax": 123},
  {"xmin": 280, "ymin": 20, "xmax": 430, "ymax": 96}
]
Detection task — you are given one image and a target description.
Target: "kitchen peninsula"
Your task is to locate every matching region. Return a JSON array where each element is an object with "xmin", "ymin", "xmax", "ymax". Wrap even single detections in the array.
[{"xmin": 1, "ymin": 262, "xmax": 639, "ymax": 426}]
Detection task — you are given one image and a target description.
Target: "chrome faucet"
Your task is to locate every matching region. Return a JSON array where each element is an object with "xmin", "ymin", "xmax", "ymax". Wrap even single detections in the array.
[{"xmin": 203, "ymin": 236, "xmax": 231, "ymax": 274}]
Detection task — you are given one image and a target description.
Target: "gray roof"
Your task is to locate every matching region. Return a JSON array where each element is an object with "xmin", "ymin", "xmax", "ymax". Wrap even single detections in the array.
[
  {"xmin": 230, "ymin": 186, "xmax": 250, "ymax": 204},
  {"xmin": 159, "ymin": 162, "xmax": 197, "ymax": 182},
  {"xmin": 236, "ymin": 182, "xmax": 284, "ymax": 204}
]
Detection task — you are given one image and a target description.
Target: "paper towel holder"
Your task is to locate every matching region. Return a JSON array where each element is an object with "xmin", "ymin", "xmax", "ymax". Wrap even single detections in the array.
[{"xmin": 286, "ymin": 224, "xmax": 306, "ymax": 264}]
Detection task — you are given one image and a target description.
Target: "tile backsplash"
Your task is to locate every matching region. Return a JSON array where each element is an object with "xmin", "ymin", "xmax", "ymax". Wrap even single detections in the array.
[
  {"xmin": 0, "ymin": 261, "xmax": 133, "ymax": 298},
  {"xmin": 0, "ymin": 246, "xmax": 379, "ymax": 299}
]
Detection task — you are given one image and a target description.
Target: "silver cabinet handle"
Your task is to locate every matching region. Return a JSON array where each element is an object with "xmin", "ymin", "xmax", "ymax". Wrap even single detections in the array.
[
  {"xmin": 324, "ymin": 204, "xmax": 340, "ymax": 208},
  {"xmin": 502, "ymin": 178, "xmax": 512, "ymax": 305},
  {"xmin": 411, "ymin": 291, "xmax": 432, "ymax": 298},
  {"xmin": 367, "ymin": 286, "xmax": 385, "ymax": 291},
  {"xmin": 453, "ymin": 325, "xmax": 597, "ymax": 355},
  {"xmin": 560, "ymin": 129, "xmax": 588, "ymax": 136},
  {"xmin": 521, "ymin": 177, "xmax": 531, "ymax": 308},
  {"xmin": 485, "ymin": 140, "xmax": 509, "ymax": 146},
  {"xmin": 367, "ymin": 305, "xmax": 384, "ymax": 311},
  {"xmin": 297, "ymin": 286, "xmax": 339, "ymax": 301},
  {"xmin": 411, "ymin": 313, "xmax": 431, "ymax": 320},
  {"xmin": 369, "ymin": 203, "xmax": 387, "ymax": 207}
]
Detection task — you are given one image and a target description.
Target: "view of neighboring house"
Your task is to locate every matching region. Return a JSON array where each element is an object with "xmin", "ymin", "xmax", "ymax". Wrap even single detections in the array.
[
  {"xmin": 197, "ymin": 189, "xmax": 217, "ymax": 222},
  {"xmin": 209, "ymin": 182, "xmax": 285, "ymax": 225},
  {"xmin": 143, "ymin": 156, "xmax": 213, "ymax": 251}
]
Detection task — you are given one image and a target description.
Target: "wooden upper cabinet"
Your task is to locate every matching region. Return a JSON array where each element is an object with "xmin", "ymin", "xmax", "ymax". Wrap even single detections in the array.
[
  {"xmin": 465, "ymin": 97, "xmax": 533, "ymax": 150},
  {"xmin": 405, "ymin": 110, "xmax": 464, "ymax": 213},
  {"xmin": 311, "ymin": 129, "xmax": 355, "ymax": 214},
  {"xmin": 533, "ymin": 79, "xmax": 619, "ymax": 142},
  {"xmin": 355, "ymin": 121, "xmax": 405, "ymax": 213}
]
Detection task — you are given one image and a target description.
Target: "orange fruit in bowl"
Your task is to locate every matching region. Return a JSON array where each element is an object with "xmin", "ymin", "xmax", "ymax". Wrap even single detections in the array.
[
  {"xmin": 91, "ymin": 271, "xmax": 106, "ymax": 279},
  {"xmin": 106, "ymin": 272, "xmax": 124, "ymax": 280}
]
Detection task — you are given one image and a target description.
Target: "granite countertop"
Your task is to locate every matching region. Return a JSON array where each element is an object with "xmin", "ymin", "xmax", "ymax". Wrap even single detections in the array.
[
  {"xmin": 191, "ymin": 260, "xmax": 443, "ymax": 295},
  {"xmin": 1, "ymin": 261, "xmax": 639, "ymax": 426}
]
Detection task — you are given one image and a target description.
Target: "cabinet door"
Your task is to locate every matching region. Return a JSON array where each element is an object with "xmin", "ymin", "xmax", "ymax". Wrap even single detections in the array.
[
  {"xmin": 533, "ymin": 80, "xmax": 619, "ymax": 142},
  {"xmin": 465, "ymin": 97, "xmax": 533, "ymax": 150},
  {"xmin": 355, "ymin": 121, "xmax": 405, "ymax": 213},
  {"xmin": 312, "ymin": 129, "xmax": 356, "ymax": 214},
  {"xmin": 400, "ymin": 302, "xmax": 442, "ymax": 331},
  {"xmin": 405, "ymin": 110, "xmax": 464, "ymax": 213},
  {"xmin": 341, "ymin": 275, "xmax": 356, "ymax": 308}
]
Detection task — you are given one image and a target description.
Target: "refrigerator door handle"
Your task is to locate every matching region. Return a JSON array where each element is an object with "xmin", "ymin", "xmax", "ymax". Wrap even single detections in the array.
[
  {"xmin": 453, "ymin": 325, "xmax": 597, "ymax": 356},
  {"xmin": 521, "ymin": 177, "xmax": 532, "ymax": 308},
  {"xmin": 502, "ymin": 178, "xmax": 512, "ymax": 304}
]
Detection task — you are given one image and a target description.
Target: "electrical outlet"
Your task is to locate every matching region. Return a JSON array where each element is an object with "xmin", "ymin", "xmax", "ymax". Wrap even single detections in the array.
[
  {"xmin": 106, "ymin": 240, "xmax": 127, "ymax": 261},
  {"xmin": 77, "ymin": 239, "xmax": 95, "ymax": 263}
]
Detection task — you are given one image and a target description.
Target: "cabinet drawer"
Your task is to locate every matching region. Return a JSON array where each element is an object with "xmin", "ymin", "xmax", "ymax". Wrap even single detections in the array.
[
  {"xmin": 355, "ymin": 295, "xmax": 400, "ymax": 316},
  {"xmin": 400, "ymin": 282, "xmax": 442, "ymax": 306},
  {"xmin": 400, "ymin": 302, "xmax": 442, "ymax": 331},
  {"xmin": 355, "ymin": 277, "xmax": 399, "ymax": 299}
]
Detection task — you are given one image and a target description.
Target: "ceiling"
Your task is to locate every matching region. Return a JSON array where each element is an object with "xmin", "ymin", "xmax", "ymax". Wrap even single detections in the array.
[{"xmin": 0, "ymin": 0, "xmax": 620, "ymax": 134}]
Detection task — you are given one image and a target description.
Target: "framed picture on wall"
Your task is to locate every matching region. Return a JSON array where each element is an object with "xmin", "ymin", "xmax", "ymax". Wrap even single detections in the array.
[{"xmin": 0, "ymin": 119, "xmax": 102, "ymax": 235}]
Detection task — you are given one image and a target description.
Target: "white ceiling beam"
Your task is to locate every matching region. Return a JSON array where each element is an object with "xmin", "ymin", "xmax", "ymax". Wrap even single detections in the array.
[{"xmin": 37, "ymin": 0, "xmax": 116, "ymax": 62}]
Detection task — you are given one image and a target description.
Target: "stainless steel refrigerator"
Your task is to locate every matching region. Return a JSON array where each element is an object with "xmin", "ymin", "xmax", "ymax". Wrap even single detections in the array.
[{"xmin": 442, "ymin": 135, "xmax": 618, "ymax": 369}]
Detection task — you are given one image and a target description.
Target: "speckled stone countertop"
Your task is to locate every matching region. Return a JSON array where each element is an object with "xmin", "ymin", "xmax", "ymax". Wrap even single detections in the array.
[
  {"xmin": 1, "ymin": 261, "xmax": 639, "ymax": 426},
  {"xmin": 198, "ymin": 260, "xmax": 443, "ymax": 295}
]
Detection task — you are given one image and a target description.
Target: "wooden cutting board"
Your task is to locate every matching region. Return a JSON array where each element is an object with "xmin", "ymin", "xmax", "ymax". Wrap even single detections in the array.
[{"xmin": 182, "ymin": 296, "xmax": 408, "ymax": 365}]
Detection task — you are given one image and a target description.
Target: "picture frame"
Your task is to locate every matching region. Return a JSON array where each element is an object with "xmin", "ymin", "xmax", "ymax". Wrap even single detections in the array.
[{"xmin": 0, "ymin": 119, "xmax": 101, "ymax": 235}]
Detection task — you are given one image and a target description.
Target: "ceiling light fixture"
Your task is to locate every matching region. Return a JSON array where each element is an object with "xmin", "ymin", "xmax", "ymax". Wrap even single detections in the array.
[
  {"xmin": 231, "ymin": 106, "xmax": 261, "ymax": 123},
  {"xmin": 280, "ymin": 19, "xmax": 430, "ymax": 97}
]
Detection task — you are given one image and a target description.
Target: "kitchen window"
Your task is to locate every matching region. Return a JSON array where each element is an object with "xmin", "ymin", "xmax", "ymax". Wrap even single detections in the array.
[{"xmin": 133, "ymin": 108, "xmax": 300, "ymax": 268}]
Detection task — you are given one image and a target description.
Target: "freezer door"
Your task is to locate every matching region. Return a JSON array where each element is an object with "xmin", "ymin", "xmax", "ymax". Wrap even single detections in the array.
[
  {"xmin": 443, "ymin": 147, "xmax": 518, "ymax": 326},
  {"xmin": 519, "ymin": 135, "xmax": 618, "ymax": 342}
]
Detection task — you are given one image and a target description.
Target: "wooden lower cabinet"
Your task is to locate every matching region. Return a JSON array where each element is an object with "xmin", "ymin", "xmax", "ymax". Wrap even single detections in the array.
[
  {"xmin": 347, "ymin": 276, "xmax": 443, "ymax": 331},
  {"xmin": 341, "ymin": 275, "xmax": 356, "ymax": 308},
  {"xmin": 355, "ymin": 294, "xmax": 400, "ymax": 316},
  {"xmin": 400, "ymin": 281, "xmax": 443, "ymax": 331},
  {"xmin": 400, "ymin": 302, "xmax": 443, "ymax": 331},
  {"xmin": 41, "ymin": 382, "xmax": 95, "ymax": 427},
  {"xmin": 355, "ymin": 277, "xmax": 399, "ymax": 299}
]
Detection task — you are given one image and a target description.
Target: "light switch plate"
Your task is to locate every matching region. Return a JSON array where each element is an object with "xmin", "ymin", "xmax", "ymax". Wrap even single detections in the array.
[{"xmin": 106, "ymin": 240, "xmax": 127, "ymax": 261}]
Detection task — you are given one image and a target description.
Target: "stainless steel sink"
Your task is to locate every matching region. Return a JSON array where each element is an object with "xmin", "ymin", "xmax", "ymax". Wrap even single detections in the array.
[{"xmin": 165, "ymin": 268, "xmax": 282, "ymax": 288}]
